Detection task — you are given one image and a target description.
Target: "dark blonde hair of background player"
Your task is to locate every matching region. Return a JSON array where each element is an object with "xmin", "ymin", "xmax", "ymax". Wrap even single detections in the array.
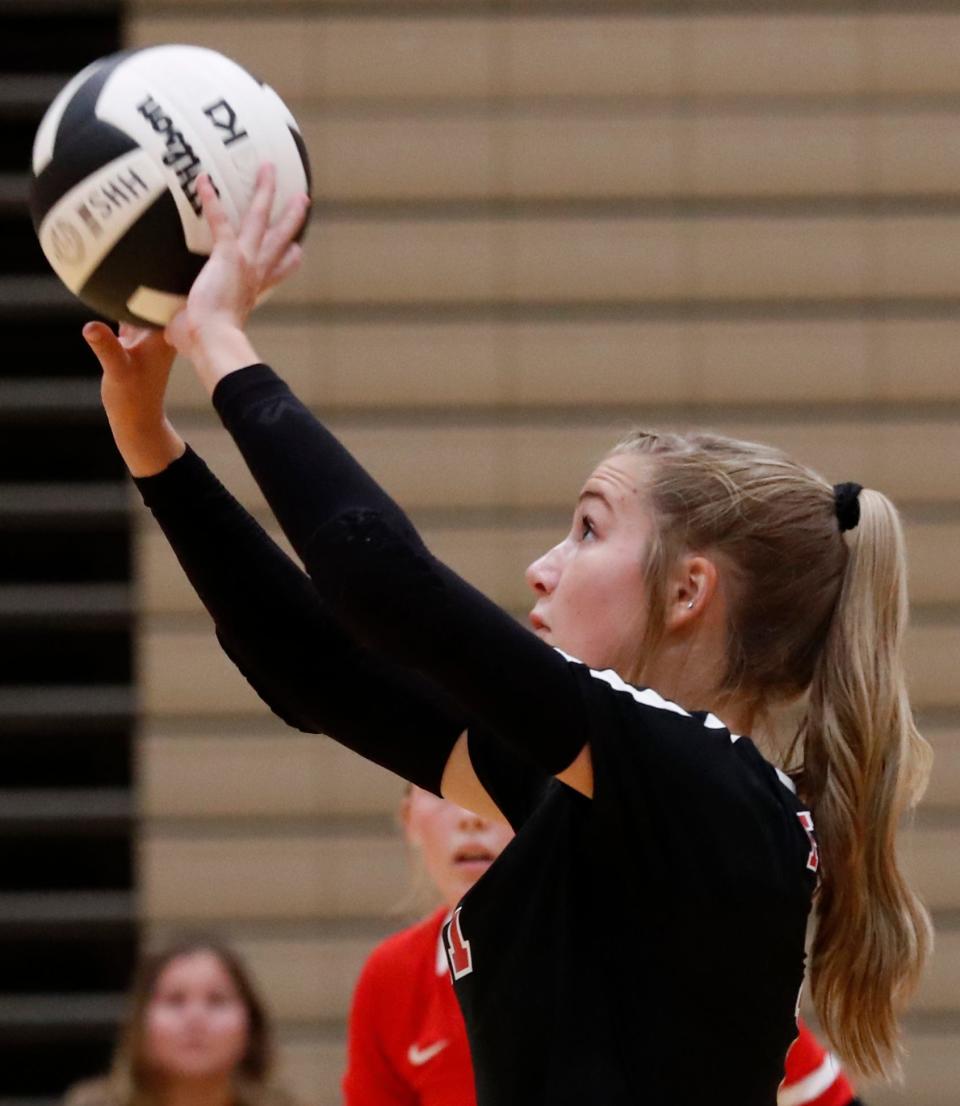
[{"xmin": 63, "ymin": 938, "xmax": 297, "ymax": 1106}]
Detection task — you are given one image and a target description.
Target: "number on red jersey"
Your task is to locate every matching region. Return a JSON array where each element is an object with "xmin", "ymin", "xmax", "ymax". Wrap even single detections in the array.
[{"xmin": 445, "ymin": 907, "xmax": 474, "ymax": 980}]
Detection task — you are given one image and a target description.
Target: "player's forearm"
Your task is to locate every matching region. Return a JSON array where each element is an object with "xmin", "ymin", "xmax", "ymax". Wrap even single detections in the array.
[{"xmin": 211, "ymin": 363, "xmax": 416, "ymax": 566}]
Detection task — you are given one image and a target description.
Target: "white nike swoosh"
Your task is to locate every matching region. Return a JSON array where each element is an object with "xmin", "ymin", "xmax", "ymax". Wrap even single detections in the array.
[{"xmin": 407, "ymin": 1039, "xmax": 449, "ymax": 1066}]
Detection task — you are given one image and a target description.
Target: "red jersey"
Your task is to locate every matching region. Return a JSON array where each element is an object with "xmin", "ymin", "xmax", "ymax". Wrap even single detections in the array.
[
  {"xmin": 780, "ymin": 1021, "xmax": 857, "ymax": 1106},
  {"xmin": 344, "ymin": 909, "xmax": 857, "ymax": 1106},
  {"xmin": 343, "ymin": 907, "xmax": 476, "ymax": 1106}
]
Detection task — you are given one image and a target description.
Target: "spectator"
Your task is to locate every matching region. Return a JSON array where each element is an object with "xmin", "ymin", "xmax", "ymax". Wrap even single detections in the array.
[{"xmin": 65, "ymin": 938, "xmax": 298, "ymax": 1106}]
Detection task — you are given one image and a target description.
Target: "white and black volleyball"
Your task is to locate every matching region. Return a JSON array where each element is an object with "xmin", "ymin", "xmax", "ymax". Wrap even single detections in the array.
[{"xmin": 29, "ymin": 45, "xmax": 312, "ymax": 326}]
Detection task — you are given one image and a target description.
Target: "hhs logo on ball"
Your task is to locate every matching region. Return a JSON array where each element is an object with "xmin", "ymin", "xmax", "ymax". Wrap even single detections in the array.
[
  {"xmin": 38, "ymin": 151, "xmax": 165, "ymax": 294},
  {"xmin": 48, "ymin": 220, "xmax": 85, "ymax": 267}
]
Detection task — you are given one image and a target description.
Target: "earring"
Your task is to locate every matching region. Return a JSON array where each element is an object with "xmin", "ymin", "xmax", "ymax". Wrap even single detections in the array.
[{"xmin": 687, "ymin": 601, "xmax": 695, "ymax": 610}]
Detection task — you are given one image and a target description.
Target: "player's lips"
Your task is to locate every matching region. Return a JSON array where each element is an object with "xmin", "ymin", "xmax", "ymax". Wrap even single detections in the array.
[
  {"xmin": 529, "ymin": 611, "xmax": 549, "ymax": 633},
  {"xmin": 453, "ymin": 844, "xmax": 494, "ymax": 867}
]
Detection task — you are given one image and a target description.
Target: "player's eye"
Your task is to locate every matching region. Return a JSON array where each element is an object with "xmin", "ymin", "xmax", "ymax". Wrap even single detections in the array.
[{"xmin": 579, "ymin": 514, "xmax": 596, "ymax": 541}]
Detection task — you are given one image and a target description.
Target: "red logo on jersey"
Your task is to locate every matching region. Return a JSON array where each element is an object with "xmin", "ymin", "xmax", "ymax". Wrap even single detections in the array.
[
  {"xmin": 445, "ymin": 907, "xmax": 474, "ymax": 980},
  {"xmin": 797, "ymin": 811, "xmax": 819, "ymax": 873}
]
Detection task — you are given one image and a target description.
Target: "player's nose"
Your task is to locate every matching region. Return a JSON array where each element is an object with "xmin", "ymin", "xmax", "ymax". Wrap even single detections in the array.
[
  {"xmin": 525, "ymin": 542, "xmax": 563, "ymax": 596},
  {"xmin": 456, "ymin": 806, "xmax": 489, "ymax": 831}
]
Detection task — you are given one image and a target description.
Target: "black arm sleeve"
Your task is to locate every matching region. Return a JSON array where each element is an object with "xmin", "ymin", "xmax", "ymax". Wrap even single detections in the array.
[
  {"xmin": 211, "ymin": 364, "xmax": 591, "ymax": 778},
  {"xmin": 134, "ymin": 446, "xmax": 466, "ymax": 794}
]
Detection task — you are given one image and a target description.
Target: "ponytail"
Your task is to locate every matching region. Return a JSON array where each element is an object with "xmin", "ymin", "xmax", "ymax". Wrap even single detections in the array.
[
  {"xmin": 617, "ymin": 430, "xmax": 933, "ymax": 1079},
  {"xmin": 798, "ymin": 489, "xmax": 933, "ymax": 1079}
]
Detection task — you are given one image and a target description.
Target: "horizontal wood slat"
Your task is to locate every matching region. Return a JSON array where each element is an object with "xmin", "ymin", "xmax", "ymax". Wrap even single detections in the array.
[
  {"xmin": 141, "ymin": 833, "xmax": 409, "ymax": 920},
  {"xmin": 138, "ymin": 518, "xmax": 960, "ymax": 613},
  {"xmin": 139, "ymin": 732, "xmax": 403, "ymax": 819},
  {"xmin": 139, "ymin": 620, "xmax": 960, "ymax": 716},
  {"xmin": 138, "ymin": 724, "xmax": 960, "ymax": 816},
  {"xmin": 163, "ymin": 318, "xmax": 960, "ymax": 412},
  {"xmin": 141, "ymin": 417, "xmax": 960, "ymax": 515},
  {"xmin": 253, "ymin": 216, "xmax": 960, "ymax": 306},
  {"xmin": 128, "ymin": 14, "xmax": 960, "ymax": 102}
]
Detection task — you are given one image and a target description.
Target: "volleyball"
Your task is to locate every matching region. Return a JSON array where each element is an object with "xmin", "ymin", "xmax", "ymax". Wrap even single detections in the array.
[{"xmin": 29, "ymin": 45, "xmax": 312, "ymax": 327}]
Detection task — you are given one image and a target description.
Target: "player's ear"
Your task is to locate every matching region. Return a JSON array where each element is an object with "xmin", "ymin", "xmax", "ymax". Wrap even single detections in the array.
[{"xmin": 664, "ymin": 554, "xmax": 719, "ymax": 631}]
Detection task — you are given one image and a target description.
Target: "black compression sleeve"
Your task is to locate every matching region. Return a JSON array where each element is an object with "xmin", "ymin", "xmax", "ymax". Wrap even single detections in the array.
[
  {"xmin": 133, "ymin": 446, "xmax": 465, "ymax": 794},
  {"xmin": 212, "ymin": 364, "xmax": 590, "ymax": 777}
]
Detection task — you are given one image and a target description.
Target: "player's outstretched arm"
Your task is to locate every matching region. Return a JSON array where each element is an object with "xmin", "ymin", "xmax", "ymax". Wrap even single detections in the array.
[
  {"xmin": 129, "ymin": 441, "xmax": 472, "ymax": 799},
  {"xmin": 163, "ymin": 162, "xmax": 593, "ymax": 802},
  {"xmin": 84, "ymin": 308, "xmax": 480, "ymax": 803}
]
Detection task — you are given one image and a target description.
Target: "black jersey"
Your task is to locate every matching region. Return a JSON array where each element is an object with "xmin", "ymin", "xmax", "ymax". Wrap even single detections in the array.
[
  {"xmin": 136, "ymin": 364, "xmax": 818, "ymax": 1106},
  {"xmin": 450, "ymin": 661, "xmax": 815, "ymax": 1105}
]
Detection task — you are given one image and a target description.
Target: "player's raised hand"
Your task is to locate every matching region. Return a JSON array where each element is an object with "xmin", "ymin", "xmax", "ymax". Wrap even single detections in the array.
[
  {"xmin": 165, "ymin": 164, "xmax": 310, "ymax": 371},
  {"xmin": 83, "ymin": 321, "xmax": 185, "ymax": 477}
]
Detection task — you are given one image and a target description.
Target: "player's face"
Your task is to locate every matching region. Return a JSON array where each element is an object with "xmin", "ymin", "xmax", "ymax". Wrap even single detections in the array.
[
  {"xmin": 403, "ymin": 787, "xmax": 514, "ymax": 908},
  {"xmin": 526, "ymin": 452, "xmax": 652, "ymax": 673},
  {"xmin": 143, "ymin": 951, "xmax": 250, "ymax": 1082}
]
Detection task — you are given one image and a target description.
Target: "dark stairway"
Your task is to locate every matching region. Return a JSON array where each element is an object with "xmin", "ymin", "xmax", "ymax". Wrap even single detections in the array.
[{"xmin": 0, "ymin": 2, "xmax": 135, "ymax": 1101}]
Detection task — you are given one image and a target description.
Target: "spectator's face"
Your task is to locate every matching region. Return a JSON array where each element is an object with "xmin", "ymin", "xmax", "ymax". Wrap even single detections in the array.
[
  {"xmin": 144, "ymin": 951, "xmax": 250, "ymax": 1081},
  {"xmin": 403, "ymin": 787, "xmax": 514, "ymax": 908}
]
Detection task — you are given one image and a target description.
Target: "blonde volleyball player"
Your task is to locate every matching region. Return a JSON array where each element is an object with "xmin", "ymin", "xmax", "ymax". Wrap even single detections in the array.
[{"xmin": 85, "ymin": 166, "xmax": 929, "ymax": 1105}]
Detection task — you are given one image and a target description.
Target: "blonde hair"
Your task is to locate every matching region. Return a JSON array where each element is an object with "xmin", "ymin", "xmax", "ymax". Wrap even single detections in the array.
[
  {"xmin": 615, "ymin": 429, "xmax": 932, "ymax": 1081},
  {"xmin": 64, "ymin": 937, "xmax": 297, "ymax": 1106}
]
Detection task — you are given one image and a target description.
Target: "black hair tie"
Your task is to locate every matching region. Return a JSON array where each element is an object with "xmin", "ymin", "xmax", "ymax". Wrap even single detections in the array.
[{"xmin": 833, "ymin": 482, "xmax": 863, "ymax": 532}]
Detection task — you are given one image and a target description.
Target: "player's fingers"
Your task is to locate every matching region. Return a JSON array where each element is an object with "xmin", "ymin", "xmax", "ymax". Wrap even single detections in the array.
[
  {"xmin": 239, "ymin": 163, "xmax": 276, "ymax": 254},
  {"xmin": 117, "ymin": 322, "xmax": 156, "ymax": 350},
  {"xmin": 262, "ymin": 242, "xmax": 304, "ymax": 292},
  {"xmin": 197, "ymin": 174, "xmax": 234, "ymax": 244},
  {"xmin": 260, "ymin": 192, "xmax": 310, "ymax": 277},
  {"xmin": 83, "ymin": 322, "xmax": 129, "ymax": 376}
]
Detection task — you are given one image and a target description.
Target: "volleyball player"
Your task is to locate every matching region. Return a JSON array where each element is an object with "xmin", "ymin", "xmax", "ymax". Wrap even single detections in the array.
[
  {"xmin": 84, "ymin": 166, "xmax": 930, "ymax": 1105},
  {"xmin": 344, "ymin": 787, "xmax": 864, "ymax": 1106},
  {"xmin": 342, "ymin": 788, "xmax": 513, "ymax": 1106}
]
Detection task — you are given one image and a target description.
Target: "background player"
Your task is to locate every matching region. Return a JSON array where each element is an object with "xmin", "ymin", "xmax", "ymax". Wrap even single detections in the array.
[{"xmin": 343, "ymin": 788, "xmax": 513, "ymax": 1105}]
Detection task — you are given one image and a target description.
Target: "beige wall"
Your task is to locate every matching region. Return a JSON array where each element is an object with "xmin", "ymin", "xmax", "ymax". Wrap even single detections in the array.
[{"xmin": 128, "ymin": 5, "xmax": 960, "ymax": 1104}]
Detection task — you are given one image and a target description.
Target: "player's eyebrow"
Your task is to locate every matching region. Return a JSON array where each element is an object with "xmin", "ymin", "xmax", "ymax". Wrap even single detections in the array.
[{"xmin": 577, "ymin": 488, "xmax": 612, "ymax": 510}]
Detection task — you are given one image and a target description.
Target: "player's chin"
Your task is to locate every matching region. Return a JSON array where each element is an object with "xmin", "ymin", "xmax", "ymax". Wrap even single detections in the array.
[{"xmin": 452, "ymin": 858, "xmax": 493, "ymax": 886}]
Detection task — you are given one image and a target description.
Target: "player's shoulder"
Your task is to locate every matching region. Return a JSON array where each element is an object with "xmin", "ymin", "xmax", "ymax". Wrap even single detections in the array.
[
  {"xmin": 360, "ymin": 905, "xmax": 447, "ymax": 984},
  {"xmin": 559, "ymin": 650, "xmax": 733, "ymax": 738}
]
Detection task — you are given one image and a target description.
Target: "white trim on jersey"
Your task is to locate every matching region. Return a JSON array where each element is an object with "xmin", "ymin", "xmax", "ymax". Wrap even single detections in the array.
[
  {"xmin": 776, "ymin": 1051, "xmax": 842, "ymax": 1106},
  {"xmin": 776, "ymin": 767, "xmax": 798, "ymax": 795},
  {"xmin": 554, "ymin": 649, "xmax": 729, "ymax": 734},
  {"xmin": 554, "ymin": 649, "xmax": 809, "ymax": 800}
]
